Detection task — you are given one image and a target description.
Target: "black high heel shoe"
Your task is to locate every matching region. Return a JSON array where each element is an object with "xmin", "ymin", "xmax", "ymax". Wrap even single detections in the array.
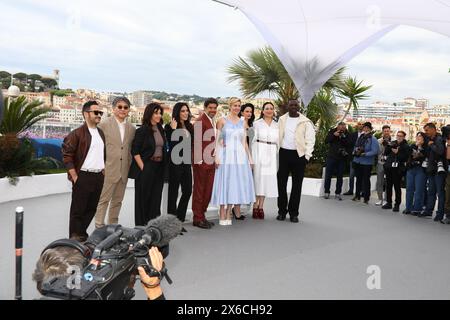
[{"xmin": 232, "ymin": 208, "xmax": 246, "ymax": 220}]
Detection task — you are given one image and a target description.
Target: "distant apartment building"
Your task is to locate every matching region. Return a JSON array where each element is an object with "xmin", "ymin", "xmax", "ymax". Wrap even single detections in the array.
[
  {"xmin": 416, "ymin": 98, "xmax": 429, "ymax": 109},
  {"xmin": 52, "ymin": 95, "xmax": 68, "ymax": 108},
  {"xmin": 22, "ymin": 92, "xmax": 52, "ymax": 107},
  {"xmin": 132, "ymin": 91, "xmax": 153, "ymax": 108},
  {"xmin": 100, "ymin": 92, "xmax": 124, "ymax": 103},
  {"xmin": 427, "ymin": 104, "xmax": 450, "ymax": 117}
]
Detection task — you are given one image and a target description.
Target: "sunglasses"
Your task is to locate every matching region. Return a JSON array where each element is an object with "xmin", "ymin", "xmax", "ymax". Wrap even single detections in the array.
[
  {"xmin": 117, "ymin": 105, "xmax": 129, "ymax": 110},
  {"xmin": 87, "ymin": 110, "xmax": 104, "ymax": 116}
]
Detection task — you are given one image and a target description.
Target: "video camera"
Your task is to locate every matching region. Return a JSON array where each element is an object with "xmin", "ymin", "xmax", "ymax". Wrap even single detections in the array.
[
  {"xmin": 353, "ymin": 147, "xmax": 364, "ymax": 157},
  {"xmin": 40, "ymin": 215, "xmax": 182, "ymax": 300}
]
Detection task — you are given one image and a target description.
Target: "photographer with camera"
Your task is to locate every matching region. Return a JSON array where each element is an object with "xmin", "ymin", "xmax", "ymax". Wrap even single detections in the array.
[
  {"xmin": 381, "ymin": 131, "xmax": 410, "ymax": 212},
  {"xmin": 344, "ymin": 122, "xmax": 364, "ymax": 196},
  {"xmin": 375, "ymin": 125, "xmax": 392, "ymax": 206},
  {"xmin": 352, "ymin": 122, "xmax": 379, "ymax": 205},
  {"xmin": 404, "ymin": 132, "xmax": 428, "ymax": 216},
  {"xmin": 32, "ymin": 215, "xmax": 181, "ymax": 300},
  {"xmin": 442, "ymin": 125, "xmax": 450, "ymax": 224},
  {"xmin": 323, "ymin": 122, "xmax": 351, "ymax": 200},
  {"xmin": 33, "ymin": 243, "xmax": 165, "ymax": 300},
  {"xmin": 419, "ymin": 123, "xmax": 446, "ymax": 222}
]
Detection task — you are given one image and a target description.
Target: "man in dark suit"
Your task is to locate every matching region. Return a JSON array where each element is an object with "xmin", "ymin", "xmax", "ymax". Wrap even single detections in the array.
[
  {"xmin": 192, "ymin": 98, "xmax": 218, "ymax": 229},
  {"xmin": 344, "ymin": 122, "xmax": 363, "ymax": 196}
]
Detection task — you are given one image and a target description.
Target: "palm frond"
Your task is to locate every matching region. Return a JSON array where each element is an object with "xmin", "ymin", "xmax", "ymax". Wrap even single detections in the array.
[{"xmin": 1, "ymin": 96, "xmax": 51, "ymax": 135}]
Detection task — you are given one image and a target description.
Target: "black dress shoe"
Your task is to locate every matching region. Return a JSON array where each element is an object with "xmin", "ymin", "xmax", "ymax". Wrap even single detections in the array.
[
  {"xmin": 410, "ymin": 211, "xmax": 419, "ymax": 216},
  {"xmin": 206, "ymin": 220, "xmax": 215, "ymax": 226},
  {"xmin": 290, "ymin": 217, "xmax": 300, "ymax": 223},
  {"xmin": 193, "ymin": 221, "xmax": 211, "ymax": 229},
  {"xmin": 382, "ymin": 203, "xmax": 393, "ymax": 210},
  {"xmin": 232, "ymin": 208, "xmax": 246, "ymax": 220},
  {"xmin": 418, "ymin": 212, "xmax": 432, "ymax": 218},
  {"xmin": 276, "ymin": 214, "xmax": 286, "ymax": 221},
  {"xmin": 393, "ymin": 205, "xmax": 400, "ymax": 212},
  {"xmin": 343, "ymin": 191, "xmax": 354, "ymax": 196},
  {"xmin": 402, "ymin": 210, "xmax": 411, "ymax": 215},
  {"xmin": 434, "ymin": 216, "xmax": 444, "ymax": 222},
  {"xmin": 181, "ymin": 227, "xmax": 187, "ymax": 233}
]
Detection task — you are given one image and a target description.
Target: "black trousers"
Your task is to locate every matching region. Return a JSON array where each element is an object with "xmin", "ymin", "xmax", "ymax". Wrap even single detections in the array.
[
  {"xmin": 354, "ymin": 162, "xmax": 372, "ymax": 202},
  {"xmin": 135, "ymin": 160, "xmax": 165, "ymax": 226},
  {"xmin": 385, "ymin": 167, "xmax": 402, "ymax": 206},
  {"xmin": 277, "ymin": 148, "xmax": 307, "ymax": 218},
  {"xmin": 167, "ymin": 163, "xmax": 192, "ymax": 223},
  {"xmin": 69, "ymin": 171, "xmax": 104, "ymax": 239}
]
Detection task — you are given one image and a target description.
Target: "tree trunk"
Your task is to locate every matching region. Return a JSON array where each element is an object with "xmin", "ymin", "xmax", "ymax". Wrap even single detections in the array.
[{"xmin": 340, "ymin": 101, "xmax": 353, "ymax": 123}]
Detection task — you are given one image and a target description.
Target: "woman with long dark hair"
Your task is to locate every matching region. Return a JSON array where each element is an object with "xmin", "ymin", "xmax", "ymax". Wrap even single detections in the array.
[
  {"xmin": 165, "ymin": 102, "xmax": 194, "ymax": 233},
  {"xmin": 232, "ymin": 103, "xmax": 256, "ymax": 219},
  {"xmin": 131, "ymin": 103, "xmax": 167, "ymax": 226}
]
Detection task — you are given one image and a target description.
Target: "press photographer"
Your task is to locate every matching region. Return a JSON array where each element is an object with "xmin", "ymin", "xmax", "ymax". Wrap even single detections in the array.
[
  {"xmin": 375, "ymin": 125, "xmax": 392, "ymax": 206},
  {"xmin": 324, "ymin": 122, "xmax": 351, "ymax": 200},
  {"xmin": 381, "ymin": 131, "xmax": 410, "ymax": 212},
  {"xmin": 32, "ymin": 215, "xmax": 182, "ymax": 300},
  {"xmin": 404, "ymin": 132, "xmax": 428, "ymax": 216},
  {"xmin": 420, "ymin": 123, "xmax": 446, "ymax": 221},
  {"xmin": 441, "ymin": 124, "xmax": 450, "ymax": 224},
  {"xmin": 352, "ymin": 122, "xmax": 379, "ymax": 204}
]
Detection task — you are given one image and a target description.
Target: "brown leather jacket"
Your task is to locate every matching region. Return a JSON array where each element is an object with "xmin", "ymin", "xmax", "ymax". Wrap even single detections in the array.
[{"xmin": 62, "ymin": 123, "xmax": 106, "ymax": 182}]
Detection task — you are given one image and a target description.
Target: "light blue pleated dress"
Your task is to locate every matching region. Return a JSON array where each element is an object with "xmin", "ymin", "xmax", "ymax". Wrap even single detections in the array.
[{"xmin": 211, "ymin": 117, "xmax": 256, "ymax": 206}]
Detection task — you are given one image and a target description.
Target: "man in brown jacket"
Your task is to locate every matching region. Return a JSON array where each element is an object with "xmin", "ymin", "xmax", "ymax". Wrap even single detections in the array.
[
  {"xmin": 95, "ymin": 97, "xmax": 136, "ymax": 228},
  {"xmin": 62, "ymin": 101, "xmax": 106, "ymax": 241}
]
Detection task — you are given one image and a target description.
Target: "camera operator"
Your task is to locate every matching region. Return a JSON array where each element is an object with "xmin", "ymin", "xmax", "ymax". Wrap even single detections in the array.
[
  {"xmin": 419, "ymin": 123, "xmax": 446, "ymax": 221},
  {"xmin": 33, "ymin": 239, "xmax": 165, "ymax": 300},
  {"xmin": 375, "ymin": 125, "xmax": 392, "ymax": 206},
  {"xmin": 324, "ymin": 122, "xmax": 351, "ymax": 200},
  {"xmin": 352, "ymin": 122, "xmax": 380, "ymax": 204},
  {"xmin": 381, "ymin": 131, "xmax": 410, "ymax": 212},
  {"xmin": 344, "ymin": 122, "xmax": 364, "ymax": 196},
  {"xmin": 442, "ymin": 125, "xmax": 450, "ymax": 224},
  {"xmin": 404, "ymin": 132, "xmax": 428, "ymax": 216}
]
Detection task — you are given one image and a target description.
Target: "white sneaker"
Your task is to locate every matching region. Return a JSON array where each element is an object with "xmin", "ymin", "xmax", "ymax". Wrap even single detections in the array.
[
  {"xmin": 375, "ymin": 200, "xmax": 383, "ymax": 206},
  {"xmin": 219, "ymin": 220, "xmax": 227, "ymax": 226},
  {"xmin": 227, "ymin": 220, "xmax": 233, "ymax": 226}
]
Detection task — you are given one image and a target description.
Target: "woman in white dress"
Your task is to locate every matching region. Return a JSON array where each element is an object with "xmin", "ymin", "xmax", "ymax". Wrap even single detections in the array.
[{"xmin": 251, "ymin": 102, "xmax": 279, "ymax": 219}]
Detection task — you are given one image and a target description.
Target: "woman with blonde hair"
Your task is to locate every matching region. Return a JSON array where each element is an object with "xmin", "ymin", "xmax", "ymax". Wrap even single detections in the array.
[{"xmin": 211, "ymin": 97, "xmax": 256, "ymax": 226}]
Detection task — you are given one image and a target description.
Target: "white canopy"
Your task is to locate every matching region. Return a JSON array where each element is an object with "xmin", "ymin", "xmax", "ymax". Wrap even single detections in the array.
[{"xmin": 216, "ymin": 0, "xmax": 450, "ymax": 106}]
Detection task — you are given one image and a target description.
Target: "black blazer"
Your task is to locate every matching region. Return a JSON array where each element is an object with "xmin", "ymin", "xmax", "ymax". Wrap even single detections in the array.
[{"xmin": 129, "ymin": 124, "xmax": 167, "ymax": 179}]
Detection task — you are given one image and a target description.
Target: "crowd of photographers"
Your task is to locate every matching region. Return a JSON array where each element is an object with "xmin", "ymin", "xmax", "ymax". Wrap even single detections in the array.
[{"xmin": 324, "ymin": 121, "xmax": 450, "ymax": 225}]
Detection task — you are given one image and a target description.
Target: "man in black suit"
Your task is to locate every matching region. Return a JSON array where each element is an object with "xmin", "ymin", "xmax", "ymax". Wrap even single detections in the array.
[{"xmin": 344, "ymin": 122, "xmax": 363, "ymax": 196}]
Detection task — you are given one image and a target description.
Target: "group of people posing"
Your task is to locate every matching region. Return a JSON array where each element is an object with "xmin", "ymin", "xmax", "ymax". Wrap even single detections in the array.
[
  {"xmin": 324, "ymin": 121, "xmax": 450, "ymax": 224},
  {"xmin": 62, "ymin": 97, "xmax": 316, "ymax": 241}
]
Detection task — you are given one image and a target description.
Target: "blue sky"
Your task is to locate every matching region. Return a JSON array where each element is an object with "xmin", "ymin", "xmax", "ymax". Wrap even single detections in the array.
[{"xmin": 0, "ymin": 0, "xmax": 449, "ymax": 105}]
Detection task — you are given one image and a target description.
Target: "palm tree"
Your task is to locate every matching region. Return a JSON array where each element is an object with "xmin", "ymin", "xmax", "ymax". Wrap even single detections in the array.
[
  {"xmin": 337, "ymin": 77, "xmax": 372, "ymax": 123},
  {"xmin": 0, "ymin": 96, "xmax": 51, "ymax": 135},
  {"xmin": 227, "ymin": 46, "xmax": 345, "ymax": 118}
]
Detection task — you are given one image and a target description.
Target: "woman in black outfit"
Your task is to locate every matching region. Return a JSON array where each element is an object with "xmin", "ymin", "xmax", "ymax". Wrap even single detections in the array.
[
  {"xmin": 165, "ymin": 102, "xmax": 194, "ymax": 233},
  {"xmin": 131, "ymin": 103, "xmax": 167, "ymax": 226}
]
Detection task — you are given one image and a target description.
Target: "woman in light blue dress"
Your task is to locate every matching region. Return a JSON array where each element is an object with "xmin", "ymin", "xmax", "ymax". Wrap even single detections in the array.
[{"xmin": 211, "ymin": 98, "xmax": 256, "ymax": 226}]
